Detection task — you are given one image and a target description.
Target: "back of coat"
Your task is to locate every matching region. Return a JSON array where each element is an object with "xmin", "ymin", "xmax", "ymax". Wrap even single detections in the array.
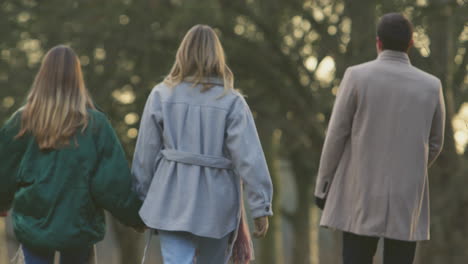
[
  {"xmin": 132, "ymin": 79, "xmax": 274, "ymax": 239},
  {"xmin": 0, "ymin": 110, "xmax": 143, "ymax": 252},
  {"xmin": 315, "ymin": 50, "xmax": 445, "ymax": 241}
]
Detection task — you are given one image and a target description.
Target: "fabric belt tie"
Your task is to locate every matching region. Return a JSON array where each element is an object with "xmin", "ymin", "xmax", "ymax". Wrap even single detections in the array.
[{"xmin": 161, "ymin": 149, "xmax": 233, "ymax": 169}]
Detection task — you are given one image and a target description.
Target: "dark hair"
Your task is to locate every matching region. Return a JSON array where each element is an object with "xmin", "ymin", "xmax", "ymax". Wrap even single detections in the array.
[{"xmin": 377, "ymin": 13, "xmax": 413, "ymax": 52}]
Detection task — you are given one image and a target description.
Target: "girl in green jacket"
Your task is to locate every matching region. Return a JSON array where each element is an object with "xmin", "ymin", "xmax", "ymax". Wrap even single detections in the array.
[{"xmin": 0, "ymin": 45, "xmax": 144, "ymax": 264}]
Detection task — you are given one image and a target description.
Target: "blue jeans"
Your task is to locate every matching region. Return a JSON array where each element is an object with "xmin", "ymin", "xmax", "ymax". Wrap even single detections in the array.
[
  {"xmin": 22, "ymin": 246, "xmax": 91, "ymax": 264},
  {"xmin": 158, "ymin": 230, "xmax": 231, "ymax": 264}
]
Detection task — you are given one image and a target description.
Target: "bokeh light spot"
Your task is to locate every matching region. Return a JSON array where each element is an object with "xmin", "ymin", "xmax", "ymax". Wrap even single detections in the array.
[
  {"xmin": 125, "ymin": 113, "xmax": 139, "ymax": 125},
  {"xmin": 127, "ymin": 128, "xmax": 138, "ymax": 139}
]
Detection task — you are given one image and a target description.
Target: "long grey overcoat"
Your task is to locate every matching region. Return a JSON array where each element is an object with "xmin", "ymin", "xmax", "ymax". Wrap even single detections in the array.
[
  {"xmin": 131, "ymin": 78, "xmax": 273, "ymax": 255},
  {"xmin": 315, "ymin": 50, "xmax": 445, "ymax": 241}
]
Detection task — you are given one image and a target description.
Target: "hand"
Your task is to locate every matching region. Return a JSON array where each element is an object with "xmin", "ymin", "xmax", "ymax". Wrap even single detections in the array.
[
  {"xmin": 253, "ymin": 216, "xmax": 269, "ymax": 238},
  {"xmin": 0, "ymin": 211, "xmax": 7, "ymax": 217},
  {"xmin": 315, "ymin": 196, "xmax": 326, "ymax": 210}
]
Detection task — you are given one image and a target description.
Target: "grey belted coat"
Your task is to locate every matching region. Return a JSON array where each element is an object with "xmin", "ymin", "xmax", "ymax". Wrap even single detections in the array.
[
  {"xmin": 132, "ymin": 78, "xmax": 273, "ymax": 241},
  {"xmin": 315, "ymin": 50, "xmax": 445, "ymax": 241}
]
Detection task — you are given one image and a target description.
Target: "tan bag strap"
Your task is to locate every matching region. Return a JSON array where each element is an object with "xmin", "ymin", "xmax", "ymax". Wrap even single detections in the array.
[
  {"xmin": 141, "ymin": 230, "xmax": 153, "ymax": 264},
  {"xmin": 10, "ymin": 245, "xmax": 24, "ymax": 264}
]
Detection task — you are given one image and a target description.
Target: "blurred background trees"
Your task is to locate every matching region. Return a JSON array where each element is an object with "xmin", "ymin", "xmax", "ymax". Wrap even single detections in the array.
[{"xmin": 0, "ymin": 0, "xmax": 467, "ymax": 263}]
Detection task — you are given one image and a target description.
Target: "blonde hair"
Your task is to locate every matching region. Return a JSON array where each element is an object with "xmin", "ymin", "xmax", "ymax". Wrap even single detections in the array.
[
  {"xmin": 17, "ymin": 45, "xmax": 95, "ymax": 150},
  {"xmin": 164, "ymin": 24, "xmax": 234, "ymax": 92}
]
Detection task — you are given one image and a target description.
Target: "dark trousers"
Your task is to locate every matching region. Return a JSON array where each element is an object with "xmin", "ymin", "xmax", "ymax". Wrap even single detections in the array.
[
  {"xmin": 342, "ymin": 232, "xmax": 417, "ymax": 264},
  {"xmin": 22, "ymin": 245, "xmax": 92, "ymax": 264}
]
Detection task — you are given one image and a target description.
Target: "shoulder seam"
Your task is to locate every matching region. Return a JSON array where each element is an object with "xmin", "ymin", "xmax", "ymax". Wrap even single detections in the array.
[{"xmin": 161, "ymin": 101, "xmax": 230, "ymax": 112}]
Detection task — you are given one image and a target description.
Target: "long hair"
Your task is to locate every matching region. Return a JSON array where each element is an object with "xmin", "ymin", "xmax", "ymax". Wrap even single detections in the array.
[
  {"xmin": 164, "ymin": 24, "xmax": 234, "ymax": 92},
  {"xmin": 16, "ymin": 45, "xmax": 95, "ymax": 150}
]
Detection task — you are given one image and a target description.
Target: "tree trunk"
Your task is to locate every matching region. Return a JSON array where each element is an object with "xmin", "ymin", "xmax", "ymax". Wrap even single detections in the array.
[
  {"xmin": 418, "ymin": 1, "xmax": 463, "ymax": 263},
  {"xmin": 289, "ymin": 150, "xmax": 316, "ymax": 264},
  {"xmin": 426, "ymin": 0, "xmax": 458, "ymax": 158},
  {"xmin": 291, "ymin": 184, "xmax": 312, "ymax": 264},
  {"xmin": 258, "ymin": 127, "xmax": 284, "ymax": 264},
  {"xmin": 310, "ymin": 205, "xmax": 320, "ymax": 264},
  {"xmin": 344, "ymin": 0, "xmax": 378, "ymax": 66}
]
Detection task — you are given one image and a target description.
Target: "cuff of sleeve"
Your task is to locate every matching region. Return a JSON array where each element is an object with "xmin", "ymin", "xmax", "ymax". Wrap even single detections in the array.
[
  {"xmin": 132, "ymin": 186, "xmax": 148, "ymax": 202},
  {"xmin": 315, "ymin": 192, "xmax": 327, "ymax": 199},
  {"xmin": 314, "ymin": 180, "xmax": 330, "ymax": 199},
  {"xmin": 251, "ymin": 203, "xmax": 273, "ymax": 219}
]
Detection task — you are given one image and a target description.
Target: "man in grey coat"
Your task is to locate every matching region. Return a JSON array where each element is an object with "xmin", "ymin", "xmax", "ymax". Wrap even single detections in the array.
[{"xmin": 314, "ymin": 13, "xmax": 445, "ymax": 264}]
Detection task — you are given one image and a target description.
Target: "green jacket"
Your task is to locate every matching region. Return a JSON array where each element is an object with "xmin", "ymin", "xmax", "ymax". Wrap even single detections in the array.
[{"xmin": 0, "ymin": 109, "xmax": 143, "ymax": 252}]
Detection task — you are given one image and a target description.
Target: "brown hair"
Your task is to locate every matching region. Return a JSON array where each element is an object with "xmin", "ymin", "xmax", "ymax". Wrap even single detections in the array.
[
  {"xmin": 16, "ymin": 45, "xmax": 95, "ymax": 149},
  {"xmin": 164, "ymin": 24, "xmax": 234, "ymax": 92}
]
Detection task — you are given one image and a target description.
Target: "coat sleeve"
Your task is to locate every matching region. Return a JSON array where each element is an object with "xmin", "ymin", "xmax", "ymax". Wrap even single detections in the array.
[
  {"xmin": 0, "ymin": 112, "xmax": 26, "ymax": 211},
  {"xmin": 315, "ymin": 68, "xmax": 357, "ymax": 199},
  {"xmin": 131, "ymin": 89, "xmax": 163, "ymax": 201},
  {"xmin": 90, "ymin": 113, "xmax": 144, "ymax": 228},
  {"xmin": 428, "ymin": 84, "xmax": 445, "ymax": 167},
  {"xmin": 226, "ymin": 96, "xmax": 274, "ymax": 219}
]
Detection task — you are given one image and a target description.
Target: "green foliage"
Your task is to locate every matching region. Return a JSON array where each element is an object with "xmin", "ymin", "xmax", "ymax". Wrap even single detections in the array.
[{"xmin": 0, "ymin": 0, "xmax": 467, "ymax": 263}]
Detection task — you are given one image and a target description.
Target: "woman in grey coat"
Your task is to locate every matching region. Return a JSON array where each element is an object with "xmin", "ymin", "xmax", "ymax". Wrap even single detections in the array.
[{"xmin": 132, "ymin": 25, "xmax": 274, "ymax": 264}]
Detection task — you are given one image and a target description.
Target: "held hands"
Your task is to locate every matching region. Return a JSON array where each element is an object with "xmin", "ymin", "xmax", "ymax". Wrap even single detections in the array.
[{"xmin": 253, "ymin": 216, "xmax": 269, "ymax": 238}]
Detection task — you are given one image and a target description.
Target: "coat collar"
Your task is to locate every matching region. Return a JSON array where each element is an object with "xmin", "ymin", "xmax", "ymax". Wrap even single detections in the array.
[
  {"xmin": 183, "ymin": 76, "xmax": 224, "ymax": 86},
  {"xmin": 377, "ymin": 50, "xmax": 411, "ymax": 65}
]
